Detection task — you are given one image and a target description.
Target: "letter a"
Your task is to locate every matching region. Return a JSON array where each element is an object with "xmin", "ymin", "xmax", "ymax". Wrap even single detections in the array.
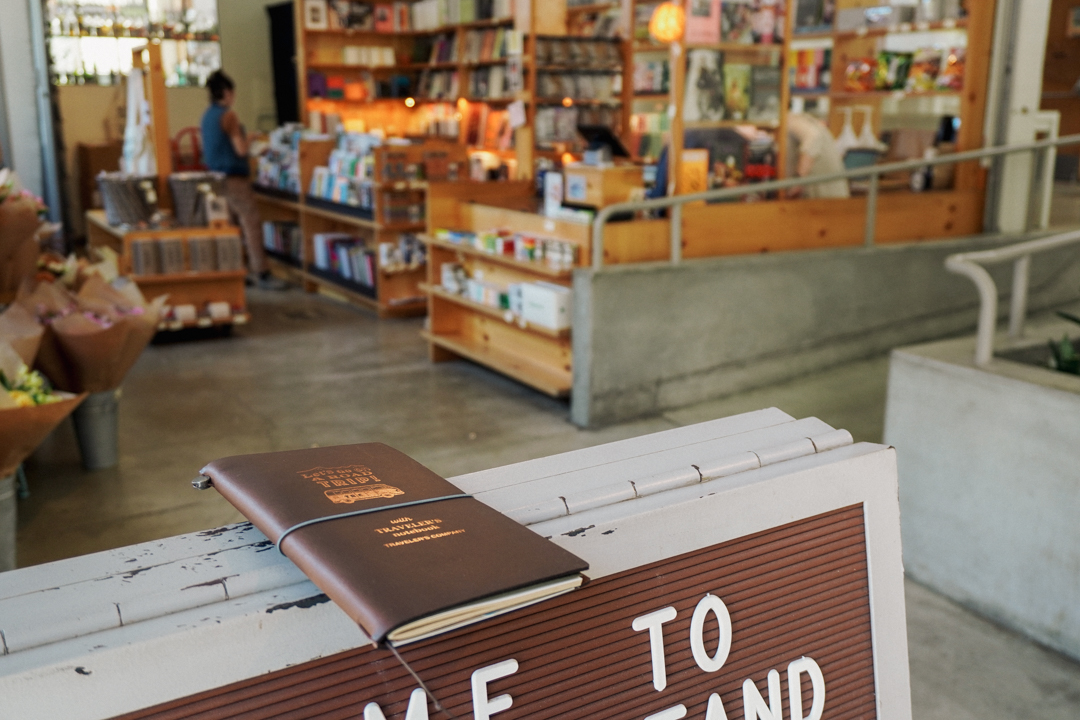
[
  {"xmin": 704, "ymin": 693, "xmax": 728, "ymax": 720},
  {"xmin": 787, "ymin": 657, "xmax": 825, "ymax": 720},
  {"xmin": 364, "ymin": 688, "xmax": 429, "ymax": 720},
  {"xmin": 741, "ymin": 670, "xmax": 782, "ymax": 720}
]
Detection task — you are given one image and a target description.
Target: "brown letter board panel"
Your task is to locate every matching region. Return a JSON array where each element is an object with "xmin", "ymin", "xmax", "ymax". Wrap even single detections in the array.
[{"xmin": 114, "ymin": 505, "xmax": 875, "ymax": 720}]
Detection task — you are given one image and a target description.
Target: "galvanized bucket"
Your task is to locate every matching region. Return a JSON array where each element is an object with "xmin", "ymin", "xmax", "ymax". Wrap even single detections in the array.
[
  {"xmin": 0, "ymin": 473, "xmax": 15, "ymax": 572},
  {"xmin": 72, "ymin": 389, "xmax": 121, "ymax": 471}
]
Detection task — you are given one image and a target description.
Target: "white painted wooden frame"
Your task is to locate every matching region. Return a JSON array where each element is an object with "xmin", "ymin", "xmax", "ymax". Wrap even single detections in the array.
[{"xmin": 0, "ymin": 409, "xmax": 910, "ymax": 720}]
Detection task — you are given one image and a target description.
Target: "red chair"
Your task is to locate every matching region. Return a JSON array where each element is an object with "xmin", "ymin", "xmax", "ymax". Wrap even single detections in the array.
[{"xmin": 171, "ymin": 127, "xmax": 205, "ymax": 171}]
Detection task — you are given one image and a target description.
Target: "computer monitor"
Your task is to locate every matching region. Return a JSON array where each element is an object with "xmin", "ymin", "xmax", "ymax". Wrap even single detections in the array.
[{"xmin": 576, "ymin": 125, "xmax": 631, "ymax": 159}]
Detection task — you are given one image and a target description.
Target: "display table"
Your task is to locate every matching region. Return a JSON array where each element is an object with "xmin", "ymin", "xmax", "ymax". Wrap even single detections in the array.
[
  {"xmin": 0, "ymin": 410, "xmax": 912, "ymax": 720},
  {"xmin": 84, "ymin": 210, "xmax": 249, "ymax": 331}
]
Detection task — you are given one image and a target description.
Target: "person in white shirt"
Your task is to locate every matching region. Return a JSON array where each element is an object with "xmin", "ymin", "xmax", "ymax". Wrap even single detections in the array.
[{"xmin": 786, "ymin": 112, "xmax": 850, "ymax": 199}]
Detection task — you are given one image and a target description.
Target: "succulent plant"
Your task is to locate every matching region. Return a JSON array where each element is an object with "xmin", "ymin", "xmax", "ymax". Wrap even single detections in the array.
[{"xmin": 1048, "ymin": 310, "xmax": 1080, "ymax": 376}]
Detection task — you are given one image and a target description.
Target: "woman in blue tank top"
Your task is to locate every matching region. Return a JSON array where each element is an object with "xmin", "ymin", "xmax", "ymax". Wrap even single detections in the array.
[{"xmin": 201, "ymin": 71, "xmax": 286, "ymax": 289}]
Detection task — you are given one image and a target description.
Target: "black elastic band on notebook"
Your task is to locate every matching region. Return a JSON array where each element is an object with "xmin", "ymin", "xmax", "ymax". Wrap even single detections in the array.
[
  {"xmin": 386, "ymin": 642, "xmax": 459, "ymax": 720},
  {"xmin": 276, "ymin": 494, "xmax": 471, "ymax": 554}
]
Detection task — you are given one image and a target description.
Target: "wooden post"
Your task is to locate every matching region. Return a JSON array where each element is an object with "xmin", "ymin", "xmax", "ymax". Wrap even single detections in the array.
[{"xmin": 143, "ymin": 42, "xmax": 173, "ymax": 210}]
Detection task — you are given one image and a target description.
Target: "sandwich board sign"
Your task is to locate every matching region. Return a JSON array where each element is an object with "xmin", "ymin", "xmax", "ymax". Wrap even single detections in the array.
[{"xmin": 0, "ymin": 410, "xmax": 910, "ymax": 720}]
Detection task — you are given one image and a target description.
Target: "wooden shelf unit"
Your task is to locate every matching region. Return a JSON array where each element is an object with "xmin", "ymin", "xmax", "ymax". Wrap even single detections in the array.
[
  {"xmin": 420, "ymin": 182, "xmax": 586, "ymax": 397},
  {"xmin": 294, "ymin": 0, "xmax": 629, "ymax": 165},
  {"xmin": 789, "ymin": 1, "xmax": 989, "ymax": 150},
  {"xmin": 255, "ymin": 139, "xmax": 534, "ymax": 318},
  {"xmin": 84, "ymin": 210, "xmax": 248, "ymax": 329}
]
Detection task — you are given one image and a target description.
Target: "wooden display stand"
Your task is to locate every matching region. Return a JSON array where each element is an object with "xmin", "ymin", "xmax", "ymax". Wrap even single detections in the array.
[
  {"xmin": 420, "ymin": 182, "xmax": 584, "ymax": 397},
  {"xmin": 85, "ymin": 210, "xmax": 249, "ymax": 330},
  {"xmin": 85, "ymin": 42, "xmax": 248, "ymax": 331},
  {"xmin": 562, "ymin": 162, "xmax": 644, "ymax": 208}
]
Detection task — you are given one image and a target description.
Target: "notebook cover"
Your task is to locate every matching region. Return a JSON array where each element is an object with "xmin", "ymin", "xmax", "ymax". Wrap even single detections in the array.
[{"xmin": 199, "ymin": 443, "xmax": 589, "ymax": 643}]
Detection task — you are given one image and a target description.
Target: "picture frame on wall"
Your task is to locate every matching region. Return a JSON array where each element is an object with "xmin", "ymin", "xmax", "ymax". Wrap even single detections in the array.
[{"xmin": 304, "ymin": 0, "xmax": 329, "ymax": 30}]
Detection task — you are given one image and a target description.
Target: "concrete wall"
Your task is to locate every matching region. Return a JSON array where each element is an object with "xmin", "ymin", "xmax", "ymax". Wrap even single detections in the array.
[
  {"xmin": 0, "ymin": 0, "xmax": 46, "ymax": 198},
  {"xmin": 883, "ymin": 324, "xmax": 1080, "ymax": 660},
  {"xmin": 570, "ymin": 232, "xmax": 1080, "ymax": 427}
]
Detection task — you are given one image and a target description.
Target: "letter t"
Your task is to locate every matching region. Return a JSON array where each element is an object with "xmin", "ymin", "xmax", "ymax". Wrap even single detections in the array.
[{"xmin": 632, "ymin": 606, "xmax": 678, "ymax": 691}]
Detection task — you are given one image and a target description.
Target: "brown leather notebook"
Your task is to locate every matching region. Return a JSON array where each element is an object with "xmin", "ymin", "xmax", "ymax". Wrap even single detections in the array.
[{"xmin": 197, "ymin": 443, "xmax": 588, "ymax": 645}]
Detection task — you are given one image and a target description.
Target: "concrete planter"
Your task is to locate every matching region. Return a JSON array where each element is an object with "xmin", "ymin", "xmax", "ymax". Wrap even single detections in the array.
[{"xmin": 884, "ymin": 312, "xmax": 1080, "ymax": 660}]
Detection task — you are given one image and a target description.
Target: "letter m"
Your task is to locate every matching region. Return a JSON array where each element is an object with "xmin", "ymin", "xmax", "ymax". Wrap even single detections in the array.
[{"xmin": 365, "ymin": 688, "xmax": 428, "ymax": 720}]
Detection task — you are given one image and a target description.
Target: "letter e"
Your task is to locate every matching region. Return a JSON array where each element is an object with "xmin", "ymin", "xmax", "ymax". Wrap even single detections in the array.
[
  {"xmin": 787, "ymin": 657, "xmax": 825, "ymax": 720},
  {"xmin": 471, "ymin": 659, "xmax": 518, "ymax": 720},
  {"xmin": 632, "ymin": 606, "xmax": 678, "ymax": 692}
]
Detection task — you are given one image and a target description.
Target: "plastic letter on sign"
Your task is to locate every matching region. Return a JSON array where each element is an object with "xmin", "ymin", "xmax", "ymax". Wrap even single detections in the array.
[
  {"xmin": 365, "ymin": 689, "xmax": 429, "ymax": 720},
  {"xmin": 632, "ymin": 606, "xmax": 678, "ymax": 691},
  {"xmin": 742, "ymin": 670, "xmax": 782, "ymax": 720},
  {"xmin": 787, "ymin": 657, "xmax": 826, "ymax": 720},
  {"xmin": 690, "ymin": 594, "xmax": 732, "ymax": 673},
  {"xmin": 704, "ymin": 693, "xmax": 729, "ymax": 720},
  {"xmin": 471, "ymin": 659, "xmax": 518, "ymax": 720},
  {"xmin": 644, "ymin": 705, "xmax": 687, "ymax": 720}
]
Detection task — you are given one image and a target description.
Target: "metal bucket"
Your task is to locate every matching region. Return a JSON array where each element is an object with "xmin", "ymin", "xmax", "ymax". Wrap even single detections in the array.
[
  {"xmin": 0, "ymin": 473, "xmax": 15, "ymax": 572},
  {"xmin": 72, "ymin": 389, "xmax": 121, "ymax": 471}
]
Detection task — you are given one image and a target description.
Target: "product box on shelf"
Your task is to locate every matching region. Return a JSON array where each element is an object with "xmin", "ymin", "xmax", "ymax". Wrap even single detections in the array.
[{"xmin": 521, "ymin": 281, "xmax": 571, "ymax": 330}]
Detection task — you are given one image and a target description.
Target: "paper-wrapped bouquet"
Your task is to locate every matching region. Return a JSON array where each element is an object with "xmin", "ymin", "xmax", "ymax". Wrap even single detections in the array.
[
  {"xmin": 0, "ymin": 342, "xmax": 84, "ymax": 478},
  {"xmin": 19, "ymin": 276, "xmax": 166, "ymax": 393},
  {"xmin": 0, "ymin": 169, "xmax": 54, "ymax": 301}
]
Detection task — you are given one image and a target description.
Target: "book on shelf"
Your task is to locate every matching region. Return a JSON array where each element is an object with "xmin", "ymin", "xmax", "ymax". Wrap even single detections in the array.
[
  {"xmin": 793, "ymin": 0, "xmax": 834, "ymax": 33},
  {"xmin": 685, "ymin": 0, "xmax": 721, "ymax": 45},
  {"xmin": 373, "ymin": 3, "xmax": 394, "ymax": 32},
  {"xmin": 683, "ymin": 49, "xmax": 725, "ymax": 122},
  {"xmin": 679, "ymin": 148, "xmax": 710, "ymax": 194},
  {"xmin": 723, "ymin": 62, "xmax": 751, "ymax": 120},
  {"xmin": 721, "ymin": 0, "xmax": 784, "ymax": 44},
  {"xmin": 748, "ymin": 64, "xmax": 781, "ymax": 123},
  {"xmin": 197, "ymin": 444, "xmax": 589, "ymax": 645}
]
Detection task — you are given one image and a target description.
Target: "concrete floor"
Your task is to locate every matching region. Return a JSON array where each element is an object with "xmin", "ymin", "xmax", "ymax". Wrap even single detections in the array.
[{"xmin": 16, "ymin": 283, "xmax": 1080, "ymax": 718}]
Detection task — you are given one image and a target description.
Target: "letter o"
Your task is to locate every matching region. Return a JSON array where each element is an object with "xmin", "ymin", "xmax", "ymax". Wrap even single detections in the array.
[{"xmin": 689, "ymin": 594, "xmax": 731, "ymax": 673}]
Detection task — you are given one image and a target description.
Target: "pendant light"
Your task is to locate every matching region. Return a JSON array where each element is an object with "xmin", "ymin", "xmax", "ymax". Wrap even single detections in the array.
[{"xmin": 648, "ymin": 1, "xmax": 685, "ymax": 44}]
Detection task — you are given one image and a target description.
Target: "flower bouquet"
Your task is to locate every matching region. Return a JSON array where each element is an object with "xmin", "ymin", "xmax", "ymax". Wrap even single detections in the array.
[
  {"xmin": 0, "ymin": 169, "xmax": 49, "ymax": 301},
  {"xmin": 19, "ymin": 275, "xmax": 166, "ymax": 393},
  {"xmin": 0, "ymin": 341, "xmax": 84, "ymax": 478},
  {"xmin": 0, "ymin": 303, "xmax": 43, "ymax": 366}
]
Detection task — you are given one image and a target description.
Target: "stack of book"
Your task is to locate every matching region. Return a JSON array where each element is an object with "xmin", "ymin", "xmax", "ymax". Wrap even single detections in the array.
[
  {"xmin": 410, "ymin": 0, "xmax": 513, "ymax": 31},
  {"xmin": 313, "ymin": 233, "xmax": 378, "ymax": 290},
  {"xmin": 262, "ymin": 221, "xmax": 302, "ymax": 266},
  {"xmin": 461, "ymin": 28, "xmax": 508, "ymax": 63},
  {"xmin": 425, "ymin": 33, "xmax": 458, "ymax": 64},
  {"xmin": 418, "ymin": 69, "xmax": 460, "ymax": 100},
  {"xmin": 466, "ymin": 66, "xmax": 508, "ymax": 99}
]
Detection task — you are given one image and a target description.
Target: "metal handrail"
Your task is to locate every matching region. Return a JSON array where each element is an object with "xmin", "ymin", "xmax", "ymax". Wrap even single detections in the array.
[
  {"xmin": 945, "ymin": 228, "xmax": 1080, "ymax": 366},
  {"xmin": 590, "ymin": 133, "xmax": 1080, "ymax": 269}
]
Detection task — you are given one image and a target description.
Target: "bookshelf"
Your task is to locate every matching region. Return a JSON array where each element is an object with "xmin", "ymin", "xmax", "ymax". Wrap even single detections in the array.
[
  {"xmin": 293, "ymin": 0, "xmax": 627, "ymax": 167},
  {"xmin": 420, "ymin": 184, "xmax": 587, "ymax": 397},
  {"xmin": 254, "ymin": 137, "xmax": 442, "ymax": 317},
  {"xmin": 788, "ymin": 1, "xmax": 983, "ymax": 152},
  {"xmin": 254, "ymin": 136, "xmax": 531, "ymax": 318}
]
